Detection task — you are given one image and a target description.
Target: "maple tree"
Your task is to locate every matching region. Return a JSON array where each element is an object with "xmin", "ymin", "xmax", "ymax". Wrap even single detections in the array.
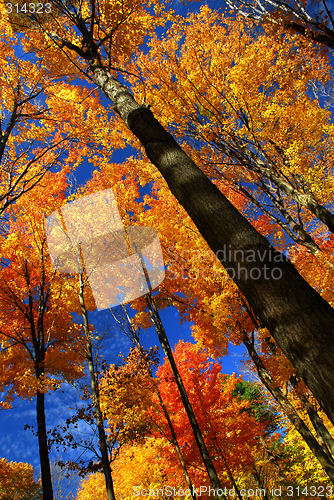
[
  {"xmin": 0, "ymin": 30, "xmax": 98, "ymax": 230},
  {"xmin": 78, "ymin": 274, "xmax": 115, "ymax": 500},
  {"xmin": 45, "ymin": 272, "xmax": 118, "ymax": 497},
  {"xmin": 94, "ymin": 148, "xmax": 334, "ymax": 481},
  {"xmin": 95, "ymin": 340, "xmax": 318, "ymax": 499},
  {"xmin": 0, "ymin": 173, "xmax": 86, "ymax": 500},
  {"xmin": 0, "ymin": 0, "xmax": 334, "ymax": 494},
  {"xmin": 6, "ymin": 0, "xmax": 334, "ymax": 428},
  {"xmin": 152, "ymin": 342, "xmax": 266, "ymax": 493},
  {"xmin": 133, "ymin": 6, "xmax": 334, "ymax": 267},
  {"xmin": 108, "ymin": 306, "xmax": 197, "ymax": 499},
  {"xmin": 75, "ymin": 472, "xmax": 106, "ymax": 500},
  {"xmin": 74, "ymin": 438, "xmax": 181, "ymax": 500},
  {"xmin": 0, "ymin": 459, "xmax": 42, "ymax": 500}
]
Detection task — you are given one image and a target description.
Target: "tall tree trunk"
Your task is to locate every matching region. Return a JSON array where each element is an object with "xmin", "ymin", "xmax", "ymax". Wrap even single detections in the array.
[
  {"xmin": 90, "ymin": 63, "xmax": 334, "ymax": 427},
  {"xmin": 127, "ymin": 325, "xmax": 197, "ymax": 500},
  {"xmin": 289, "ymin": 375, "xmax": 334, "ymax": 459},
  {"xmin": 79, "ymin": 274, "xmax": 116, "ymax": 500},
  {"xmin": 218, "ymin": 448, "xmax": 245, "ymax": 500},
  {"xmin": 156, "ymin": 389, "xmax": 197, "ymax": 500},
  {"xmin": 36, "ymin": 389, "xmax": 54, "ymax": 500},
  {"xmin": 242, "ymin": 331, "xmax": 334, "ymax": 483},
  {"xmin": 33, "ymin": 251, "xmax": 54, "ymax": 500},
  {"xmin": 144, "ymin": 292, "xmax": 223, "ymax": 495}
]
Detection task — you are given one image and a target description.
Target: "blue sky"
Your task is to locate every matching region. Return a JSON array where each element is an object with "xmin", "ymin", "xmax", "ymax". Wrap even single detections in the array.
[
  {"xmin": 1, "ymin": 0, "xmax": 318, "ymax": 489},
  {"xmin": 0, "ymin": 305, "xmax": 249, "ymax": 477}
]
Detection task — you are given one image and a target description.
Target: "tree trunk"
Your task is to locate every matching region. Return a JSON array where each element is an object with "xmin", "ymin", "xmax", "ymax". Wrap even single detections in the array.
[
  {"xmin": 156, "ymin": 389, "xmax": 197, "ymax": 500},
  {"xmin": 128, "ymin": 330, "xmax": 198, "ymax": 500},
  {"xmin": 242, "ymin": 332, "xmax": 334, "ymax": 483},
  {"xmin": 289, "ymin": 375, "xmax": 334, "ymax": 459},
  {"xmin": 79, "ymin": 274, "xmax": 116, "ymax": 500},
  {"xmin": 258, "ymin": 435, "xmax": 288, "ymax": 483},
  {"xmin": 218, "ymin": 448, "xmax": 245, "ymax": 500},
  {"xmin": 144, "ymin": 292, "xmax": 224, "ymax": 495},
  {"xmin": 36, "ymin": 390, "xmax": 54, "ymax": 500},
  {"xmin": 251, "ymin": 468, "xmax": 271, "ymax": 500},
  {"xmin": 90, "ymin": 63, "xmax": 334, "ymax": 428}
]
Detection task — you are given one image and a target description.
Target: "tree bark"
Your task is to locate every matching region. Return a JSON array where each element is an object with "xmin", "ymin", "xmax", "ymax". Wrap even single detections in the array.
[
  {"xmin": 90, "ymin": 63, "xmax": 334, "ymax": 428},
  {"xmin": 36, "ymin": 389, "xmax": 54, "ymax": 500},
  {"xmin": 242, "ymin": 332, "xmax": 334, "ymax": 483}
]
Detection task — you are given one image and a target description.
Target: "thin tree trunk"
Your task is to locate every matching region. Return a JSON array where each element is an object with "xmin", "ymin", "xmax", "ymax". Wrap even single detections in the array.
[
  {"xmin": 218, "ymin": 448, "xmax": 245, "ymax": 500},
  {"xmin": 251, "ymin": 468, "xmax": 271, "ymax": 500},
  {"xmin": 127, "ymin": 323, "xmax": 197, "ymax": 500},
  {"xmin": 242, "ymin": 331, "xmax": 334, "ymax": 483},
  {"xmin": 144, "ymin": 292, "xmax": 223, "ymax": 495},
  {"xmin": 33, "ymin": 250, "xmax": 54, "ymax": 500},
  {"xmin": 36, "ymin": 389, "xmax": 54, "ymax": 500},
  {"xmin": 258, "ymin": 435, "xmax": 288, "ymax": 483},
  {"xmin": 79, "ymin": 274, "xmax": 116, "ymax": 500},
  {"xmin": 89, "ymin": 63, "xmax": 334, "ymax": 428},
  {"xmin": 156, "ymin": 389, "xmax": 197, "ymax": 500},
  {"xmin": 289, "ymin": 375, "xmax": 334, "ymax": 459}
]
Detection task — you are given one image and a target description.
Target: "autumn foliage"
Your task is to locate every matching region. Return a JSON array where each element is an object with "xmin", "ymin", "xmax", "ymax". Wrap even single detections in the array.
[{"xmin": 0, "ymin": 1, "xmax": 334, "ymax": 499}]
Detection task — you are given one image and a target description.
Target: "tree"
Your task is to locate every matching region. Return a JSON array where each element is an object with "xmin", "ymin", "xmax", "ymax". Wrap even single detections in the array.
[
  {"xmin": 8, "ymin": 0, "xmax": 334, "ymax": 427},
  {"xmin": 152, "ymin": 342, "xmax": 266, "ymax": 493},
  {"xmin": 0, "ymin": 173, "xmax": 85, "ymax": 500},
  {"xmin": 133, "ymin": 6, "xmax": 334, "ymax": 267},
  {"xmin": 75, "ymin": 473, "xmax": 106, "ymax": 500},
  {"xmin": 74, "ymin": 272, "xmax": 116, "ymax": 500},
  {"xmin": 0, "ymin": 459, "xmax": 42, "ymax": 500},
  {"xmin": 74, "ymin": 439, "xmax": 180, "ymax": 500},
  {"xmin": 224, "ymin": 0, "xmax": 334, "ymax": 50},
  {"xmin": 0, "ymin": 32, "xmax": 93, "ymax": 227},
  {"xmin": 105, "ymin": 156, "xmax": 334, "ymax": 481},
  {"xmin": 109, "ymin": 306, "xmax": 198, "ymax": 500},
  {"xmin": 50, "ymin": 462, "xmax": 81, "ymax": 500}
]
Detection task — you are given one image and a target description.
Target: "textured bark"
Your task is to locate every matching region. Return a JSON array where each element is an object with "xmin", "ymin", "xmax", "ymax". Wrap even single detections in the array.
[
  {"xmin": 36, "ymin": 390, "xmax": 54, "ymax": 500},
  {"xmin": 145, "ymin": 292, "xmax": 223, "ymax": 495},
  {"xmin": 242, "ymin": 332, "xmax": 334, "ymax": 482},
  {"xmin": 79, "ymin": 274, "xmax": 116, "ymax": 500},
  {"xmin": 90, "ymin": 63, "xmax": 334, "ymax": 428}
]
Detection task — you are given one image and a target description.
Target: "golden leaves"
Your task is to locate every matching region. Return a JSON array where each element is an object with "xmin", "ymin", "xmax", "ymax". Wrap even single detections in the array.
[{"xmin": 0, "ymin": 459, "xmax": 42, "ymax": 499}]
